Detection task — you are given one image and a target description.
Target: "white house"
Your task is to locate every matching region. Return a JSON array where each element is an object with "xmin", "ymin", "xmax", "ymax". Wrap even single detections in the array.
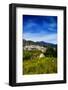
[{"xmin": 24, "ymin": 45, "xmax": 46, "ymax": 52}]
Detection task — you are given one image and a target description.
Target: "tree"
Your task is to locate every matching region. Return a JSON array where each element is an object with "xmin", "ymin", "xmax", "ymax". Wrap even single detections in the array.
[{"xmin": 44, "ymin": 46, "xmax": 57, "ymax": 57}]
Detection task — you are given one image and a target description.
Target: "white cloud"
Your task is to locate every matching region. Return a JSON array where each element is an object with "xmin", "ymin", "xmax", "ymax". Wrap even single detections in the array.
[{"xmin": 23, "ymin": 32, "xmax": 57, "ymax": 44}]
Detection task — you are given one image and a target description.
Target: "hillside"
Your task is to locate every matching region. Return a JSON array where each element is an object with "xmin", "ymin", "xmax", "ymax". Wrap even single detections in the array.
[
  {"xmin": 23, "ymin": 39, "xmax": 57, "ymax": 48},
  {"xmin": 23, "ymin": 39, "xmax": 57, "ymax": 75}
]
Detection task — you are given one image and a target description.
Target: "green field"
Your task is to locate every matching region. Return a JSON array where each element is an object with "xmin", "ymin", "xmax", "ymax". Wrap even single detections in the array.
[{"xmin": 23, "ymin": 50, "xmax": 57, "ymax": 75}]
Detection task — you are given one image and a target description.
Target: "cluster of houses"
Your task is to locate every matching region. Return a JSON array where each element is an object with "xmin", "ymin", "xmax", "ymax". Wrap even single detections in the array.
[
  {"xmin": 24, "ymin": 45, "xmax": 46, "ymax": 58},
  {"xmin": 24, "ymin": 45, "xmax": 46, "ymax": 52}
]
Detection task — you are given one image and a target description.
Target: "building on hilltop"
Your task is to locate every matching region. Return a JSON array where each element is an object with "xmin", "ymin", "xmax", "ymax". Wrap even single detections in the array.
[{"xmin": 24, "ymin": 45, "xmax": 46, "ymax": 52}]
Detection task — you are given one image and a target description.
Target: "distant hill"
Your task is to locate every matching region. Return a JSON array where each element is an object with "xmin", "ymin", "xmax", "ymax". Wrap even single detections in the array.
[{"xmin": 23, "ymin": 39, "xmax": 57, "ymax": 48}]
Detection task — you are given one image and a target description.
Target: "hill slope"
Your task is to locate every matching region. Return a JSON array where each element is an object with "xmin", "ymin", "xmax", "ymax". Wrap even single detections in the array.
[{"xmin": 23, "ymin": 39, "xmax": 57, "ymax": 48}]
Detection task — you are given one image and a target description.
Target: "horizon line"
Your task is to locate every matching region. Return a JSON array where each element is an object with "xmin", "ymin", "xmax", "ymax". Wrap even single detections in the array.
[{"xmin": 23, "ymin": 39, "xmax": 57, "ymax": 45}]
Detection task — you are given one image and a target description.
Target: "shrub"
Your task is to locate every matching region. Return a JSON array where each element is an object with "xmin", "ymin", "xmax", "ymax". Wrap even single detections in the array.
[
  {"xmin": 44, "ymin": 46, "xmax": 57, "ymax": 57},
  {"xmin": 23, "ymin": 50, "xmax": 32, "ymax": 60},
  {"xmin": 23, "ymin": 50, "xmax": 42, "ymax": 60}
]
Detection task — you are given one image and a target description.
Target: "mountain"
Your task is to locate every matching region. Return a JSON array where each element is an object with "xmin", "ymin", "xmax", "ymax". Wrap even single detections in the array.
[
  {"xmin": 36, "ymin": 41, "xmax": 57, "ymax": 48},
  {"xmin": 23, "ymin": 39, "xmax": 57, "ymax": 48}
]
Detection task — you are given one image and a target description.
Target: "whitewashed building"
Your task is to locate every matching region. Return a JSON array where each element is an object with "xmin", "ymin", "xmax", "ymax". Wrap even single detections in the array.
[{"xmin": 24, "ymin": 45, "xmax": 46, "ymax": 52}]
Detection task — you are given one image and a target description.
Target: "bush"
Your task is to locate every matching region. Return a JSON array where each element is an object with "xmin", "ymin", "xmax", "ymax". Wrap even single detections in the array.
[
  {"xmin": 23, "ymin": 50, "xmax": 42, "ymax": 60},
  {"xmin": 44, "ymin": 46, "xmax": 57, "ymax": 57},
  {"xmin": 23, "ymin": 50, "xmax": 32, "ymax": 60}
]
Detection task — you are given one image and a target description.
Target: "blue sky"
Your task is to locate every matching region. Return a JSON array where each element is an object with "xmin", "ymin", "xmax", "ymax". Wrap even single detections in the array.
[{"xmin": 23, "ymin": 15, "xmax": 57, "ymax": 44}]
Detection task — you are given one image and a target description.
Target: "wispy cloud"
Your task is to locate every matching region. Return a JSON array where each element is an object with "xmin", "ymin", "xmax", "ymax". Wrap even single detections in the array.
[
  {"xmin": 23, "ymin": 15, "xmax": 57, "ymax": 44},
  {"xmin": 23, "ymin": 32, "xmax": 57, "ymax": 44}
]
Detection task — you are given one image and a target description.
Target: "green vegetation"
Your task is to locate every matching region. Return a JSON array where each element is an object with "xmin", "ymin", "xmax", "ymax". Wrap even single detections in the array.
[
  {"xmin": 23, "ymin": 48, "xmax": 57, "ymax": 75},
  {"xmin": 23, "ymin": 57, "xmax": 57, "ymax": 74},
  {"xmin": 44, "ymin": 46, "xmax": 57, "ymax": 57},
  {"xmin": 23, "ymin": 50, "xmax": 42, "ymax": 60}
]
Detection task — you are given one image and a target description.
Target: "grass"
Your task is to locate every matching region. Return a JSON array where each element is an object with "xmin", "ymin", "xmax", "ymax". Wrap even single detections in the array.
[{"xmin": 23, "ymin": 57, "xmax": 57, "ymax": 75}]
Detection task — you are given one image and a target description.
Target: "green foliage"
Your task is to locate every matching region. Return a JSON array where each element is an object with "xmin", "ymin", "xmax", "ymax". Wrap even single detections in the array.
[
  {"xmin": 23, "ymin": 50, "xmax": 32, "ymax": 60},
  {"xmin": 23, "ymin": 50, "xmax": 42, "ymax": 60},
  {"xmin": 44, "ymin": 46, "xmax": 57, "ymax": 57},
  {"xmin": 23, "ymin": 49, "xmax": 57, "ymax": 75},
  {"xmin": 23, "ymin": 57, "xmax": 57, "ymax": 75}
]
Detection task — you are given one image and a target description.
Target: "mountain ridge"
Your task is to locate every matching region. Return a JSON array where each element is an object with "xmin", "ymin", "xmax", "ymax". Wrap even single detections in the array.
[{"xmin": 23, "ymin": 39, "xmax": 57, "ymax": 48}]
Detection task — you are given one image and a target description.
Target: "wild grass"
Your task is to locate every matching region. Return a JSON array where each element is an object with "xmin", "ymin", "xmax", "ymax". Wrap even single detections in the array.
[{"xmin": 23, "ymin": 57, "xmax": 57, "ymax": 75}]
